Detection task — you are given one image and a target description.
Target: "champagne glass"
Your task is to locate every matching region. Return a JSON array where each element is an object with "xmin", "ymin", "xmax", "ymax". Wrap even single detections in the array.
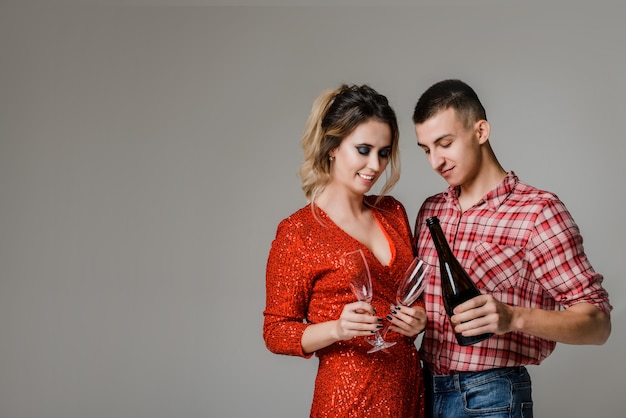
[
  {"xmin": 367, "ymin": 257, "xmax": 430, "ymax": 353},
  {"xmin": 340, "ymin": 249, "xmax": 394, "ymax": 351},
  {"xmin": 341, "ymin": 249, "xmax": 373, "ymax": 303}
]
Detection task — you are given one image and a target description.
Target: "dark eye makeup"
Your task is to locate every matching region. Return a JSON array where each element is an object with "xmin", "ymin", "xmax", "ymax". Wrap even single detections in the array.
[
  {"xmin": 356, "ymin": 145, "xmax": 391, "ymax": 158},
  {"xmin": 357, "ymin": 146, "xmax": 370, "ymax": 155}
]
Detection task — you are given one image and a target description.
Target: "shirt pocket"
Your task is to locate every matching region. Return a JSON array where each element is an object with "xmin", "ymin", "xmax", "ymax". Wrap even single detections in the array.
[{"xmin": 469, "ymin": 242, "xmax": 526, "ymax": 291}]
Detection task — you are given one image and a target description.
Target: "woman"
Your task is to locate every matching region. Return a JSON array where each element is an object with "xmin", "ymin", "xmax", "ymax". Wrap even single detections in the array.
[{"xmin": 263, "ymin": 84, "xmax": 426, "ymax": 417}]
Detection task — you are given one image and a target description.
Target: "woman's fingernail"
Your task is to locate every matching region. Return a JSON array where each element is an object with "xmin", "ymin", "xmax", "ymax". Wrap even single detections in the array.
[
  {"xmin": 395, "ymin": 306, "xmax": 401, "ymax": 311},
  {"xmin": 386, "ymin": 315, "xmax": 393, "ymax": 321},
  {"xmin": 376, "ymin": 324, "xmax": 383, "ymax": 329},
  {"xmin": 377, "ymin": 318, "xmax": 383, "ymax": 322},
  {"xmin": 390, "ymin": 310, "xmax": 397, "ymax": 315}
]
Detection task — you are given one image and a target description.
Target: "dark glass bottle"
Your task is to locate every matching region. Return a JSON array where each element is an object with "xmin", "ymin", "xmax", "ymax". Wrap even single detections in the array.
[{"xmin": 426, "ymin": 216, "xmax": 493, "ymax": 346}]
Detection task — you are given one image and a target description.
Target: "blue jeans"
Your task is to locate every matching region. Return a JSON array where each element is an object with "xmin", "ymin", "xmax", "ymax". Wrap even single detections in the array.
[{"xmin": 423, "ymin": 365, "xmax": 533, "ymax": 418}]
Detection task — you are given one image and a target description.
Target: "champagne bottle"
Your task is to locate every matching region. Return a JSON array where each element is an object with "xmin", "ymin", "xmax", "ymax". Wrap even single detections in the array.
[{"xmin": 426, "ymin": 216, "xmax": 493, "ymax": 346}]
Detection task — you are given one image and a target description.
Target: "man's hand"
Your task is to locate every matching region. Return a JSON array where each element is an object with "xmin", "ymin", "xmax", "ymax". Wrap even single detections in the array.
[
  {"xmin": 450, "ymin": 295, "xmax": 610, "ymax": 345},
  {"xmin": 450, "ymin": 294, "xmax": 514, "ymax": 336}
]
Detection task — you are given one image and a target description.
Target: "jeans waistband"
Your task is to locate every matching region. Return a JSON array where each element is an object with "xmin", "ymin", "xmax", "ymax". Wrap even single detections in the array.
[{"xmin": 423, "ymin": 365, "xmax": 527, "ymax": 393}]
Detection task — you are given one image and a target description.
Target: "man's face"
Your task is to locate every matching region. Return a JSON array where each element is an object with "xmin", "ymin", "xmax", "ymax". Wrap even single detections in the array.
[{"xmin": 415, "ymin": 107, "xmax": 483, "ymax": 188}]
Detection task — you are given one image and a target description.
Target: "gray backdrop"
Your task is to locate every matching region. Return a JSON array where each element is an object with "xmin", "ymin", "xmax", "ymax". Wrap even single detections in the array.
[{"xmin": 1, "ymin": 1, "xmax": 624, "ymax": 417}]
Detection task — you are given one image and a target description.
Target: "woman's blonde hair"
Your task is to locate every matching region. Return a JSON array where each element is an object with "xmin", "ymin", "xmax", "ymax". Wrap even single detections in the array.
[{"xmin": 298, "ymin": 84, "xmax": 401, "ymax": 204}]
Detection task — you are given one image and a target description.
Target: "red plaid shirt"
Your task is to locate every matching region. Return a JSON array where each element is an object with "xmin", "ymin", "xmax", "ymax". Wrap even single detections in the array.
[{"xmin": 414, "ymin": 172, "xmax": 611, "ymax": 375}]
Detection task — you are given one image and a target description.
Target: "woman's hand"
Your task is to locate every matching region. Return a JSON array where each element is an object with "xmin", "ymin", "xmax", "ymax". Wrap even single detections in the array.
[
  {"xmin": 301, "ymin": 301, "xmax": 382, "ymax": 354},
  {"xmin": 333, "ymin": 301, "xmax": 382, "ymax": 341},
  {"xmin": 386, "ymin": 304, "xmax": 427, "ymax": 337}
]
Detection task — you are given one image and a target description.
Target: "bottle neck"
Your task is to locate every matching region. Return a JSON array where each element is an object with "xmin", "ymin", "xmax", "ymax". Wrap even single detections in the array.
[{"xmin": 427, "ymin": 220, "xmax": 454, "ymax": 261}]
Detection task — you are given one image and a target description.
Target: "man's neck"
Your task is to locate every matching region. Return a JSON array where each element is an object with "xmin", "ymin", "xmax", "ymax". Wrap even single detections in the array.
[{"xmin": 458, "ymin": 165, "xmax": 507, "ymax": 212}]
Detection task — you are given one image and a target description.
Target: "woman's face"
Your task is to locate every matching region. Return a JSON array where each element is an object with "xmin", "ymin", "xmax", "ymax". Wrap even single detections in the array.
[{"xmin": 329, "ymin": 119, "xmax": 392, "ymax": 197}]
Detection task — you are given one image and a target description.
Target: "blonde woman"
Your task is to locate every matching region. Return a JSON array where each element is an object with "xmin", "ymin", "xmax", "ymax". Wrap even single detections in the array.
[{"xmin": 264, "ymin": 84, "xmax": 426, "ymax": 417}]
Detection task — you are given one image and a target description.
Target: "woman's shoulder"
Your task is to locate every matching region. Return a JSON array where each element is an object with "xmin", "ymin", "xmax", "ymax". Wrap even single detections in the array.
[
  {"xmin": 365, "ymin": 195, "xmax": 406, "ymax": 212},
  {"xmin": 276, "ymin": 204, "xmax": 315, "ymax": 229},
  {"xmin": 366, "ymin": 195, "xmax": 411, "ymax": 230}
]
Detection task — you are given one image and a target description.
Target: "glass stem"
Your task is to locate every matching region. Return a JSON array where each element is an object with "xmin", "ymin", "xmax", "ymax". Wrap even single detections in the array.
[{"xmin": 374, "ymin": 321, "xmax": 392, "ymax": 344}]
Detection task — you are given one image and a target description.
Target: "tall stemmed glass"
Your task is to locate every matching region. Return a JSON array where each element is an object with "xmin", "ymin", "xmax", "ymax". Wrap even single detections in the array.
[
  {"xmin": 340, "ymin": 249, "xmax": 394, "ymax": 351},
  {"xmin": 367, "ymin": 257, "xmax": 430, "ymax": 353},
  {"xmin": 342, "ymin": 249, "xmax": 373, "ymax": 304}
]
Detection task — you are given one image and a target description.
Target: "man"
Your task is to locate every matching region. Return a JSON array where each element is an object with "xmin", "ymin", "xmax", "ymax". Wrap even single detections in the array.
[{"xmin": 412, "ymin": 79, "xmax": 611, "ymax": 418}]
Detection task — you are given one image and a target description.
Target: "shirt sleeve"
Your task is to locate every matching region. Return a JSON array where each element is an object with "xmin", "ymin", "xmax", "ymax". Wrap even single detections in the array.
[
  {"xmin": 528, "ymin": 199, "xmax": 612, "ymax": 315},
  {"xmin": 263, "ymin": 218, "xmax": 314, "ymax": 358}
]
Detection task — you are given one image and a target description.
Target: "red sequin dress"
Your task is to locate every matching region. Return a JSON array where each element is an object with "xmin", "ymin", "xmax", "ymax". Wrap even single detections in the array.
[{"xmin": 264, "ymin": 196, "xmax": 425, "ymax": 418}]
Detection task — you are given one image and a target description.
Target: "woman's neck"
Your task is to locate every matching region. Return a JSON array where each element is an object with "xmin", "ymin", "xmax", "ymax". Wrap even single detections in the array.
[{"xmin": 315, "ymin": 187, "xmax": 367, "ymax": 222}]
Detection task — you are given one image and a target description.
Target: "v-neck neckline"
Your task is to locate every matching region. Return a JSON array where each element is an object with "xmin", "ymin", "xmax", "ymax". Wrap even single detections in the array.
[{"xmin": 315, "ymin": 204, "xmax": 395, "ymax": 268}]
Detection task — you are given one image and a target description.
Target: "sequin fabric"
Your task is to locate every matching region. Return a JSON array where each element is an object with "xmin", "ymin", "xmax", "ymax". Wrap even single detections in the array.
[{"xmin": 264, "ymin": 196, "xmax": 425, "ymax": 418}]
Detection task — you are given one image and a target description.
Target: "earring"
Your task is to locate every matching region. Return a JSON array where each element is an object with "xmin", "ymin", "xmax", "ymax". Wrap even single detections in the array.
[{"xmin": 329, "ymin": 156, "xmax": 334, "ymax": 162}]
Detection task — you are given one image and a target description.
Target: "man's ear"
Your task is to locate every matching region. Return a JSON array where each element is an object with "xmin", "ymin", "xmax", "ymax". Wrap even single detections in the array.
[{"xmin": 475, "ymin": 120, "xmax": 491, "ymax": 144}]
